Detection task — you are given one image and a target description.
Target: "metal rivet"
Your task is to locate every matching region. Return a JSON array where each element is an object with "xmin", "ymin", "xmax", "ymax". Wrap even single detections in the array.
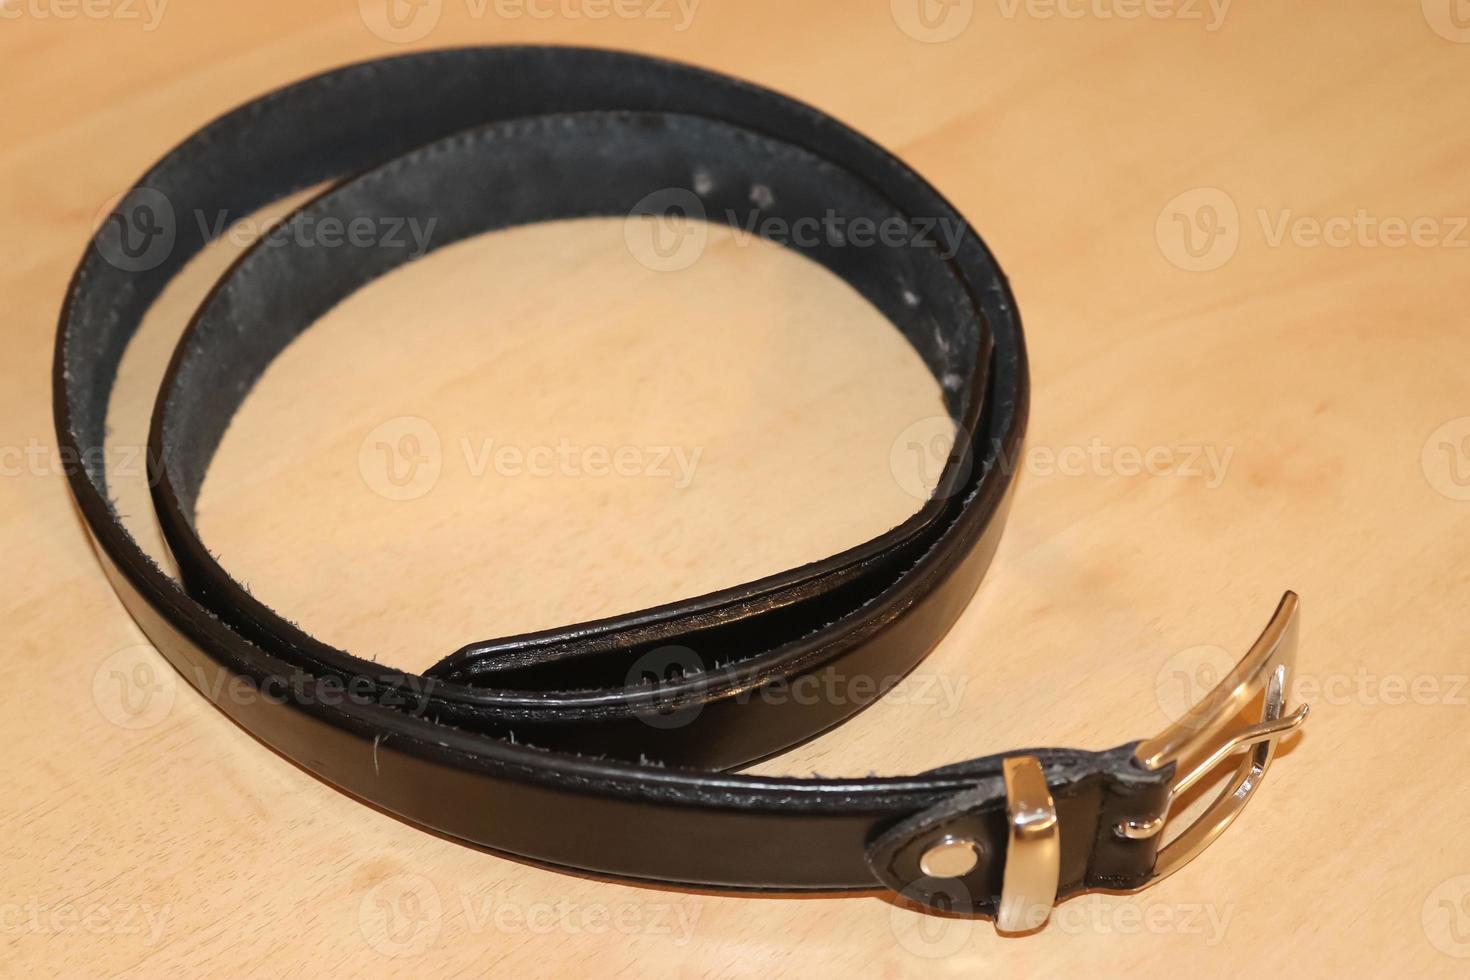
[
  {"xmin": 1114, "ymin": 815, "xmax": 1165, "ymax": 840},
  {"xmin": 919, "ymin": 837, "xmax": 980, "ymax": 878}
]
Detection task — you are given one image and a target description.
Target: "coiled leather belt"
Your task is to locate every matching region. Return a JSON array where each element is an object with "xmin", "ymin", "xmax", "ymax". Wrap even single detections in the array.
[{"xmin": 54, "ymin": 46, "xmax": 1307, "ymax": 931}]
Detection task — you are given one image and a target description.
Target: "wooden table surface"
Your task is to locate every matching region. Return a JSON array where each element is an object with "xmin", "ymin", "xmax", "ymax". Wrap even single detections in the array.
[{"xmin": 6, "ymin": 1, "xmax": 1469, "ymax": 975}]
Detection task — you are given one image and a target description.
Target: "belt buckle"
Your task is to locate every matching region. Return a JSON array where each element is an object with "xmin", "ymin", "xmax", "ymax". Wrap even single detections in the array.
[{"xmin": 995, "ymin": 591, "xmax": 1310, "ymax": 932}]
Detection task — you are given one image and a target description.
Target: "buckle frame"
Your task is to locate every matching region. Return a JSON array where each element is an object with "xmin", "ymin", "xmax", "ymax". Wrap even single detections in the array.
[
  {"xmin": 904, "ymin": 593, "xmax": 1309, "ymax": 931},
  {"xmin": 1124, "ymin": 590, "xmax": 1310, "ymax": 880}
]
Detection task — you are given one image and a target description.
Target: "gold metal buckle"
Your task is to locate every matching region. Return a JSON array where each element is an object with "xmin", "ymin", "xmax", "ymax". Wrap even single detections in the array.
[
  {"xmin": 1127, "ymin": 590, "xmax": 1309, "ymax": 878},
  {"xmin": 992, "ymin": 591, "xmax": 1309, "ymax": 932}
]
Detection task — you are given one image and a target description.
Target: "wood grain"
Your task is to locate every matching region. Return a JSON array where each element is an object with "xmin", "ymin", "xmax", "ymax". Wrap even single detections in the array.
[{"xmin": 5, "ymin": 1, "xmax": 1470, "ymax": 975}]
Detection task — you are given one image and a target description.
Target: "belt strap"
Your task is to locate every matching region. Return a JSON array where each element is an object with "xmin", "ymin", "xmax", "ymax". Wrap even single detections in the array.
[{"xmin": 55, "ymin": 46, "xmax": 1303, "ymax": 927}]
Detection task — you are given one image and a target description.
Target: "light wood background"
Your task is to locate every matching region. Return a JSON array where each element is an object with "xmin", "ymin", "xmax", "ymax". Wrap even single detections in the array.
[{"xmin": 5, "ymin": 0, "xmax": 1470, "ymax": 975}]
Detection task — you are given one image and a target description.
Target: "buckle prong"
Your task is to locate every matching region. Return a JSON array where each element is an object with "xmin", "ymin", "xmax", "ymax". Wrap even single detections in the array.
[{"xmin": 1168, "ymin": 702, "xmax": 1309, "ymax": 801}]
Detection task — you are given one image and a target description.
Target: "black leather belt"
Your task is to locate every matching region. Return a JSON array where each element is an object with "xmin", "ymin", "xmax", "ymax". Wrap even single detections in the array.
[{"xmin": 54, "ymin": 46, "xmax": 1307, "ymax": 930}]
